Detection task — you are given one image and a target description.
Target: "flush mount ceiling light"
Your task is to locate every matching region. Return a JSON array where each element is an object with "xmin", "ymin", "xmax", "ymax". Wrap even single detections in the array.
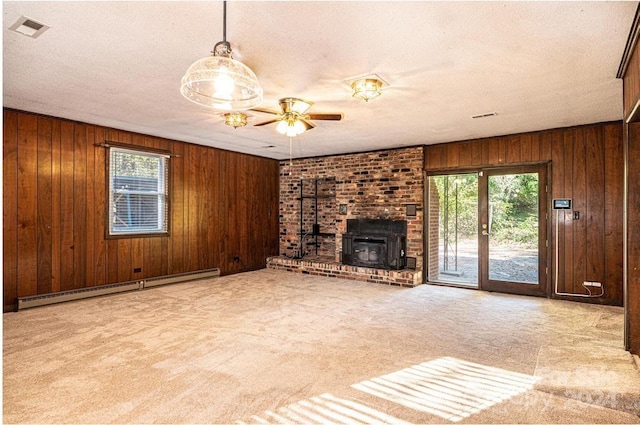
[
  {"xmin": 9, "ymin": 15, "xmax": 49, "ymax": 39},
  {"xmin": 224, "ymin": 112, "xmax": 248, "ymax": 129},
  {"xmin": 181, "ymin": 1, "xmax": 263, "ymax": 111},
  {"xmin": 352, "ymin": 78, "xmax": 382, "ymax": 102},
  {"xmin": 350, "ymin": 74, "xmax": 388, "ymax": 102}
]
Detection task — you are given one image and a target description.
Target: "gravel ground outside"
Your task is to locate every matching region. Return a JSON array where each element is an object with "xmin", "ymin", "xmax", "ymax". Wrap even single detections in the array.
[{"xmin": 437, "ymin": 238, "xmax": 538, "ymax": 286}]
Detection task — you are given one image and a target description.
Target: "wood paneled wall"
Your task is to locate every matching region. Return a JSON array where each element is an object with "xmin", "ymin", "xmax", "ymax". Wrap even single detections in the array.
[
  {"xmin": 424, "ymin": 122, "xmax": 624, "ymax": 306},
  {"xmin": 622, "ymin": 25, "xmax": 640, "ymax": 354},
  {"xmin": 3, "ymin": 109, "xmax": 280, "ymax": 312}
]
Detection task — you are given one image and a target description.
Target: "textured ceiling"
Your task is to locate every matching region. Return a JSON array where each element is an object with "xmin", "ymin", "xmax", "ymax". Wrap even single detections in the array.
[{"xmin": 3, "ymin": 1, "xmax": 637, "ymax": 160}]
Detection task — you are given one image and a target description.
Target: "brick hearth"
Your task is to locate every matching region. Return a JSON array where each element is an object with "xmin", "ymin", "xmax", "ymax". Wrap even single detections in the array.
[{"xmin": 267, "ymin": 255, "xmax": 422, "ymax": 287}]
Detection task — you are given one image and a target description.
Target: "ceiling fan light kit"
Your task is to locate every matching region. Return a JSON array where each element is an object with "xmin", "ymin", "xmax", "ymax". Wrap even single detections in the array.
[
  {"xmin": 252, "ymin": 97, "xmax": 343, "ymax": 137},
  {"xmin": 180, "ymin": 1, "xmax": 263, "ymax": 111},
  {"xmin": 224, "ymin": 112, "xmax": 248, "ymax": 129}
]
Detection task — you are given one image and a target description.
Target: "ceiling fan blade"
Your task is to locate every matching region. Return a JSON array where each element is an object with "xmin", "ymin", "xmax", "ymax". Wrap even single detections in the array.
[
  {"xmin": 254, "ymin": 118, "xmax": 280, "ymax": 127},
  {"xmin": 300, "ymin": 118, "xmax": 316, "ymax": 131},
  {"xmin": 250, "ymin": 107, "xmax": 281, "ymax": 115},
  {"xmin": 307, "ymin": 113, "xmax": 343, "ymax": 121}
]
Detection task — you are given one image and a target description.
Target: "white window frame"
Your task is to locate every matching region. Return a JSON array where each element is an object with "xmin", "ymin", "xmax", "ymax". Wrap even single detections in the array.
[{"xmin": 108, "ymin": 147, "xmax": 169, "ymax": 237}]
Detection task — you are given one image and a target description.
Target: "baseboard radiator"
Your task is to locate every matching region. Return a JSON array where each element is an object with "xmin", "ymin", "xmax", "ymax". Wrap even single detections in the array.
[{"xmin": 16, "ymin": 268, "xmax": 221, "ymax": 311}]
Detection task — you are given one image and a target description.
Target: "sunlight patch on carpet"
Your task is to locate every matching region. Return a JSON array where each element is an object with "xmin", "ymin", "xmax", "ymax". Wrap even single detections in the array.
[
  {"xmin": 239, "ymin": 393, "xmax": 411, "ymax": 425},
  {"xmin": 352, "ymin": 357, "xmax": 539, "ymax": 422}
]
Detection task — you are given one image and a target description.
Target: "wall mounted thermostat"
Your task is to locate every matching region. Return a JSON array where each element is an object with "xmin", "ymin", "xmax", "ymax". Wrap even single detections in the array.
[{"xmin": 553, "ymin": 199, "xmax": 572, "ymax": 209}]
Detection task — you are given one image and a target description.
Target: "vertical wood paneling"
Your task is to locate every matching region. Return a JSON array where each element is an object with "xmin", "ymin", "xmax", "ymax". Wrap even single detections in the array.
[
  {"xmin": 471, "ymin": 140, "xmax": 482, "ymax": 166},
  {"xmin": 552, "ymin": 129, "xmax": 567, "ymax": 291},
  {"xmin": 198, "ymin": 146, "xmax": 210, "ymax": 270},
  {"xmin": 93, "ymin": 127, "xmax": 107, "ymax": 287},
  {"xmin": 458, "ymin": 142, "xmax": 473, "ymax": 167},
  {"xmin": 539, "ymin": 131, "xmax": 554, "ymax": 160},
  {"xmin": 187, "ymin": 144, "xmax": 199, "ymax": 272},
  {"xmin": 623, "ymin": 41, "xmax": 640, "ymax": 118},
  {"xmin": 60, "ymin": 122, "xmax": 76, "ymax": 290},
  {"xmin": 85, "ymin": 125, "xmax": 96, "ymax": 287},
  {"xmin": 505, "ymin": 135, "xmax": 521, "ymax": 163},
  {"xmin": 585, "ymin": 126, "xmax": 605, "ymax": 286},
  {"xmin": 51, "ymin": 119, "xmax": 62, "ymax": 293},
  {"xmin": 170, "ymin": 141, "xmax": 185, "ymax": 274},
  {"xmin": 216, "ymin": 150, "xmax": 229, "ymax": 270},
  {"xmin": 37, "ymin": 117, "xmax": 53, "ymax": 294},
  {"xmin": 17, "ymin": 113, "xmax": 39, "ymax": 297},
  {"xmin": 487, "ymin": 137, "xmax": 501, "ymax": 164},
  {"xmin": 446, "ymin": 143, "xmax": 460, "ymax": 168},
  {"xmin": 623, "ymin": 30, "xmax": 640, "ymax": 353},
  {"xmin": 425, "ymin": 144, "xmax": 446, "ymax": 169},
  {"xmin": 424, "ymin": 121, "xmax": 624, "ymax": 305},
  {"xmin": 530, "ymin": 133, "xmax": 541, "ymax": 162},
  {"xmin": 206, "ymin": 148, "xmax": 217, "ymax": 269},
  {"xmin": 3, "ymin": 111, "xmax": 19, "ymax": 310},
  {"xmin": 73, "ymin": 124, "xmax": 88, "ymax": 289},
  {"xmin": 603, "ymin": 124, "xmax": 623, "ymax": 304},
  {"xmin": 520, "ymin": 134, "xmax": 532, "ymax": 163},
  {"xmin": 1, "ymin": 109, "xmax": 310, "ymax": 309},
  {"xmin": 572, "ymin": 128, "xmax": 587, "ymax": 294},
  {"xmin": 627, "ymin": 121, "xmax": 640, "ymax": 353}
]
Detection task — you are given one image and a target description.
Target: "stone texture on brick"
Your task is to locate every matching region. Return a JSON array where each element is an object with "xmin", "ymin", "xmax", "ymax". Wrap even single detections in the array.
[{"xmin": 279, "ymin": 147, "xmax": 425, "ymax": 274}]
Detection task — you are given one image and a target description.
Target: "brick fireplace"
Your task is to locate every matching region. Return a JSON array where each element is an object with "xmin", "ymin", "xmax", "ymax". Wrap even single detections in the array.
[{"xmin": 271, "ymin": 146, "xmax": 424, "ymax": 285}]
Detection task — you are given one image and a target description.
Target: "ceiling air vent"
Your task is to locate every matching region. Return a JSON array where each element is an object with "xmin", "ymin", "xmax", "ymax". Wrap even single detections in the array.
[
  {"xmin": 471, "ymin": 112, "xmax": 498, "ymax": 119},
  {"xmin": 9, "ymin": 15, "xmax": 49, "ymax": 39}
]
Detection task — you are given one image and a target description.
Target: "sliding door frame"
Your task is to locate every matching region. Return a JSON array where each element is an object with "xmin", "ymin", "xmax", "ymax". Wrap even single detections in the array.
[{"xmin": 424, "ymin": 161, "xmax": 552, "ymax": 298}]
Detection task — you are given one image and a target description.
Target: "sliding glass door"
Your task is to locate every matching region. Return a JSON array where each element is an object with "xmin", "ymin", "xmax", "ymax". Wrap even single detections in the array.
[{"xmin": 428, "ymin": 164, "xmax": 548, "ymax": 296}]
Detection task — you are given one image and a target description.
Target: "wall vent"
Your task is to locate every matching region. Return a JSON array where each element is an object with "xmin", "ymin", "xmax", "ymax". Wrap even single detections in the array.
[
  {"xmin": 9, "ymin": 15, "xmax": 50, "ymax": 39},
  {"xmin": 16, "ymin": 268, "xmax": 220, "ymax": 310},
  {"xmin": 471, "ymin": 112, "xmax": 498, "ymax": 119}
]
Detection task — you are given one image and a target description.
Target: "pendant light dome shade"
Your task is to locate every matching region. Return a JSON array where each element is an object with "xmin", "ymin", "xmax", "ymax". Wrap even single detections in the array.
[
  {"xmin": 181, "ymin": 47, "xmax": 263, "ymax": 111},
  {"xmin": 180, "ymin": 2, "xmax": 263, "ymax": 111}
]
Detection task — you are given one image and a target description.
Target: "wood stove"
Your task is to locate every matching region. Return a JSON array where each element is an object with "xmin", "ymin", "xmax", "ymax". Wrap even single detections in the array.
[{"xmin": 342, "ymin": 219, "xmax": 407, "ymax": 270}]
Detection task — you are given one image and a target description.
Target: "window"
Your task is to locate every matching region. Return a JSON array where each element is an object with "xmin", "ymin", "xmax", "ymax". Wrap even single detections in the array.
[{"xmin": 108, "ymin": 147, "xmax": 169, "ymax": 236}]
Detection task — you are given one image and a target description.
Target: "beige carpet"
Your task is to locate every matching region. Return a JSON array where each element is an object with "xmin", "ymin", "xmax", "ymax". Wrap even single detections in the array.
[{"xmin": 3, "ymin": 268, "xmax": 640, "ymax": 424}]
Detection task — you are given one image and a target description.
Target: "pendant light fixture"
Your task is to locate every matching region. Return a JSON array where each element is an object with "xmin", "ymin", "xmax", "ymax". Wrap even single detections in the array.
[{"xmin": 181, "ymin": 1, "xmax": 263, "ymax": 111}]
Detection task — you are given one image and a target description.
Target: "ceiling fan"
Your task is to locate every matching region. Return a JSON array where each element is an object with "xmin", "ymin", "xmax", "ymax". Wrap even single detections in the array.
[{"xmin": 252, "ymin": 98, "xmax": 343, "ymax": 137}]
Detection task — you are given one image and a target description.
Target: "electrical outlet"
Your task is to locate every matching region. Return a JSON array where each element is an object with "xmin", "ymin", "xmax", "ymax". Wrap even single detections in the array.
[{"xmin": 583, "ymin": 281, "xmax": 602, "ymax": 288}]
